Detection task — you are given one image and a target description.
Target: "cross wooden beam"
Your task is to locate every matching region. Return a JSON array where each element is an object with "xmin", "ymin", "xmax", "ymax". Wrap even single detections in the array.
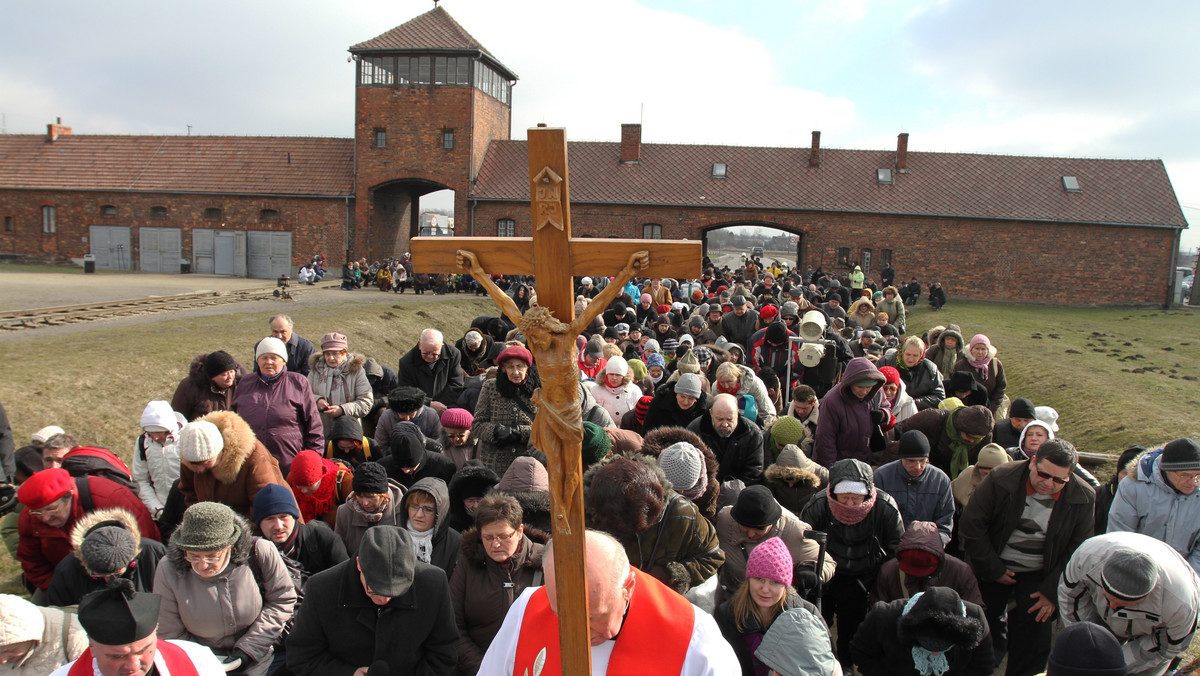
[{"xmin": 411, "ymin": 127, "xmax": 700, "ymax": 673}]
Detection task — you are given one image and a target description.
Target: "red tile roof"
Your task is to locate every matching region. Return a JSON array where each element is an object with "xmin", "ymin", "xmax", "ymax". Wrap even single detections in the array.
[
  {"xmin": 0, "ymin": 135, "xmax": 354, "ymax": 197},
  {"xmin": 472, "ymin": 140, "xmax": 1188, "ymax": 228},
  {"xmin": 349, "ymin": 7, "xmax": 514, "ymax": 78}
]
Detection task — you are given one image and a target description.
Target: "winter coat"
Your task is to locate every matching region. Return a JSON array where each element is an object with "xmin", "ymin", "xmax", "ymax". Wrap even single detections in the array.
[
  {"xmin": 284, "ymin": 520, "xmax": 349, "ymax": 577},
  {"xmin": 1059, "ymin": 532, "xmax": 1200, "ymax": 674},
  {"xmin": 170, "ymin": 352, "xmax": 246, "ymax": 422},
  {"xmin": 925, "ymin": 329, "xmax": 965, "ymax": 379},
  {"xmin": 688, "ymin": 413, "xmax": 764, "ymax": 485},
  {"xmin": 642, "ymin": 380, "xmax": 708, "ymax": 433},
  {"xmin": 763, "ymin": 445, "xmax": 827, "ymax": 516},
  {"xmin": 813, "ymin": 357, "xmax": 887, "ymax": 467},
  {"xmin": 285, "ymin": 554, "xmax": 458, "ymax": 676},
  {"xmin": 18, "ymin": 476, "xmax": 160, "ymax": 591},
  {"xmin": 875, "ymin": 296, "xmax": 905, "ymax": 334},
  {"xmin": 878, "ymin": 354, "xmax": 944, "ymax": 411},
  {"xmin": 397, "ymin": 342, "xmax": 466, "ymax": 407},
  {"xmin": 720, "ymin": 309, "xmax": 760, "ymax": 354},
  {"xmin": 874, "ymin": 521, "xmax": 982, "ymax": 606},
  {"xmin": 374, "ymin": 406, "xmax": 444, "ymax": 451},
  {"xmin": 715, "ymin": 505, "xmax": 835, "ymax": 602},
  {"xmin": 456, "ymin": 330, "xmax": 500, "ymax": 377},
  {"xmin": 492, "ymin": 457, "xmax": 554, "ymax": 535},
  {"xmin": 399, "ymin": 477, "xmax": 461, "ymax": 578},
  {"xmin": 705, "ymin": 364, "xmax": 778, "ymax": 429},
  {"xmin": 471, "ymin": 377, "xmax": 537, "ymax": 477},
  {"xmin": 285, "ymin": 333, "xmax": 315, "ymax": 377},
  {"xmin": 953, "ymin": 355, "xmax": 1007, "ymax": 413},
  {"xmin": 334, "ymin": 479, "xmax": 405, "ymax": 556},
  {"xmin": 449, "ymin": 528, "xmax": 547, "ymax": 675},
  {"xmin": 177, "ymin": 410, "xmax": 288, "ymax": 521},
  {"xmin": 959, "ymin": 459, "xmax": 1095, "ymax": 599},
  {"xmin": 154, "ymin": 525, "xmax": 296, "ymax": 665},
  {"xmin": 231, "ymin": 369, "xmax": 324, "ymax": 477},
  {"xmin": 0, "ymin": 598, "xmax": 87, "ymax": 676},
  {"xmin": 1108, "ymin": 448, "xmax": 1200, "ymax": 574},
  {"xmin": 130, "ymin": 432, "xmax": 181, "ymax": 518},
  {"xmin": 307, "ymin": 353, "xmax": 374, "ymax": 440},
  {"xmin": 591, "ymin": 380, "xmax": 643, "ymax": 425},
  {"xmin": 851, "ymin": 590, "xmax": 993, "ymax": 676},
  {"xmin": 873, "ymin": 460, "xmax": 955, "ymax": 544},
  {"xmin": 884, "ymin": 376, "xmax": 919, "ymax": 424},
  {"xmin": 46, "ymin": 507, "xmax": 167, "ymax": 607},
  {"xmin": 714, "ymin": 592, "xmax": 820, "ymax": 676},
  {"xmin": 899, "ymin": 408, "xmax": 993, "ymax": 479},
  {"xmin": 801, "ymin": 459, "xmax": 905, "ymax": 580}
]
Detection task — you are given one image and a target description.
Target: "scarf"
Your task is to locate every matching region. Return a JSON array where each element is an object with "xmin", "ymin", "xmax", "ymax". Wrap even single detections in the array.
[
  {"xmin": 258, "ymin": 369, "xmax": 284, "ymax": 384},
  {"xmin": 966, "ymin": 338, "xmax": 993, "ymax": 379},
  {"xmin": 903, "ymin": 593, "xmax": 961, "ymax": 676},
  {"xmin": 408, "ymin": 525, "xmax": 434, "ymax": 563},
  {"xmin": 717, "ymin": 380, "xmax": 741, "ymax": 395},
  {"xmin": 944, "ymin": 412, "xmax": 972, "ymax": 479},
  {"xmin": 497, "ymin": 366, "xmax": 541, "ymax": 399},
  {"xmin": 347, "ymin": 494, "xmax": 387, "ymax": 523},
  {"xmin": 650, "ymin": 371, "xmax": 664, "ymax": 384},
  {"xmin": 294, "ymin": 461, "xmax": 340, "ymax": 523},
  {"xmin": 827, "ymin": 486, "xmax": 877, "ymax": 525}
]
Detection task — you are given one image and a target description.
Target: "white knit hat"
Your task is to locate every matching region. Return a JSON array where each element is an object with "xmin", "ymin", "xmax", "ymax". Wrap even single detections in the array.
[
  {"xmin": 178, "ymin": 420, "xmax": 224, "ymax": 462},
  {"xmin": 255, "ymin": 336, "xmax": 288, "ymax": 363},
  {"xmin": 605, "ymin": 356, "xmax": 629, "ymax": 377}
]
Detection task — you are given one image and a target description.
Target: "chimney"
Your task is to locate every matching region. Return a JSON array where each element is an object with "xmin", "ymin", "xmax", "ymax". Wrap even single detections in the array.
[
  {"xmin": 809, "ymin": 131, "xmax": 821, "ymax": 167},
  {"xmin": 896, "ymin": 132, "xmax": 909, "ymax": 173},
  {"xmin": 47, "ymin": 117, "xmax": 72, "ymax": 142},
  {"xmin": 620, "ymin": 123, "xmax": 641, "ymax": 164}
]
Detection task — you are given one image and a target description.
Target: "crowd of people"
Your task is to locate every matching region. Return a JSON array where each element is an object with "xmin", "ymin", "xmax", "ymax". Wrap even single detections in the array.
[{"xmin": 0, "ymin": 256, "xmax": 1197, "ymax": 676}]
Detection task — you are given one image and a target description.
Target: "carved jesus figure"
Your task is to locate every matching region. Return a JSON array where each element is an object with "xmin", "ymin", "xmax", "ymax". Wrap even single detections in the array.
[{"xmin": 457, "ymin": 249, "xmax": 650, "ymax": 534}]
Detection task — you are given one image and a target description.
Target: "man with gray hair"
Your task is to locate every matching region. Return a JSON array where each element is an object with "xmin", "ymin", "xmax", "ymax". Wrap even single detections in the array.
[
  {"xmin": 479, "ymin": 529, "xmax": 739, "ymax": 675},
  {"xmin": 396, "ymin": 328, "xmax": 465, "ymax": 414},
  {"xmin": 268, "ymin": 314, "xmax": 314, "ymax": 376}
]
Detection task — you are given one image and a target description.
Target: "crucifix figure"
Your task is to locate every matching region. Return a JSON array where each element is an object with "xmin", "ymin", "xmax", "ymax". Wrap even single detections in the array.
[{"xmin": 411, "ymin": 127, "xmax": 700, "ymax": 673}]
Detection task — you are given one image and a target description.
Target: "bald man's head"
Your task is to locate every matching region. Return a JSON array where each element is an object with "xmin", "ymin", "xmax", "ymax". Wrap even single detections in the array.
[
  {"xmin": 710, "ymin": 393, "xmax": 739, "ymax": 437},
  {"xmin": 544, "ymin": 530, "xmax": 635, "ymax": 646}
]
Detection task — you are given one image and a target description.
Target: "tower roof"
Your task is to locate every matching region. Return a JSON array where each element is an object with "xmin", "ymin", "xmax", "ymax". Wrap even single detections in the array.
[{"xmin": 350, "ymin": 7, "xmax": 516, "ymax": 79}]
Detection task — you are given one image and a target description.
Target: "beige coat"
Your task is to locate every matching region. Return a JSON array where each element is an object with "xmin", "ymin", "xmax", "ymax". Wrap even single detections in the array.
[{"xmin": 0, "ymin": 595, "xmax": 87, "ymax": 675}]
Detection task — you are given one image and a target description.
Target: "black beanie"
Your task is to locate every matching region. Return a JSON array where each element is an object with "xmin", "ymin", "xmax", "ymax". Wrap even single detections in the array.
[
  {"xmin": 1046, "ymin": 622, "xmax": 1127, "ymax": 676},
  {"xmin": 1160, "ymin": 438, "xmax": 1200, "ymax": 471},
  {"xmin": 353, "ymin": 462, "xmax": 389, "ymax": 494},
  {"xmin": 898, "ymin": 430, "xmax": 931, "ymax": 458},
  {"xmin": 388, "ymin": 422, "xmax": 426, "ymax": 468},
  {"xmin": 203, "ymin": 350, "xmax": 238, "ymax": 378},
  {"xmin": 765, "ymin": 322, "xmax": 788, "ymax": 345},
  {"xmin": 1009, "ymin": 397, "xmax": 1036, "ymax": 419},
  {"xmin": 730, "ymin": 485, "xmax": 782, "ymax": 529}
]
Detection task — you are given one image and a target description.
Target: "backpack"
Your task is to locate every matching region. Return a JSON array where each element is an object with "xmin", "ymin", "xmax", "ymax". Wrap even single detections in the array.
[
  {"xmin": 61, "ymin": 447, "xmax": 137, "ymax": 492},
  {"xmin": 247, "ymin": 537, "xmax": 306, "ymax": 649}
]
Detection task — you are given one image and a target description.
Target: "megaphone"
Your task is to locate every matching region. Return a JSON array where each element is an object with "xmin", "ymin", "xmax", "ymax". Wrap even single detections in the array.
[
  {"xmin": 799, "ymin": 310, "xmax": 827, "ymax": 341},
  {"xmin": 799, "ymin": 342, "xmax": 826, "ymax": 368}
]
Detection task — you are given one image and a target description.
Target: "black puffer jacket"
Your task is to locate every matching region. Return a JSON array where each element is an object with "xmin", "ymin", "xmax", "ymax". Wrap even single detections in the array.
[
  {"xmin": 687, "ymin": 413, "xmax": 764, "ymax": 485},
  {"xmin": 800, "ymin": 459, "xmax": 904, "ymax": 579},
  {"xmin": 642, "ymin": 381, "xmax": 708, "ymax": 433}
]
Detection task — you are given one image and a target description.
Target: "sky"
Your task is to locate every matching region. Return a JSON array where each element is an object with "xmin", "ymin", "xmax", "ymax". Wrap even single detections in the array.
[{"xmin": 2, "ymin": 0, "xmax": 1197, "ymax": 250}]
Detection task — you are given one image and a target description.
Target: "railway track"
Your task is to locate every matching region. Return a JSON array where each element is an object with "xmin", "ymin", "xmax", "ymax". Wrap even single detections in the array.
[{"xmin": 0, "ymin": 285, "xmax": 302, "ymax": 331}]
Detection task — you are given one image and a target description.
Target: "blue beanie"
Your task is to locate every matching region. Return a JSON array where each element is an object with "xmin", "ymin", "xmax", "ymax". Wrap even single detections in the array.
[{"xmin": 253, "ymin": 483, "xmax": 300, "ymax": 524}]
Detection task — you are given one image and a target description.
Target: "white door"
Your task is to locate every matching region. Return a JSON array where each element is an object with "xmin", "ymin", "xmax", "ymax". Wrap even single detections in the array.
[
  {"xmin": 214, "ymin": 234, "xmax": 236, "ymax": 275},
  {"xmin": 139, "ymin": 227, "xmax": 182, "ymax": 273},
  {"xmin": 89, "ymin": 226, "xmax": 132, "ymax": 270}
]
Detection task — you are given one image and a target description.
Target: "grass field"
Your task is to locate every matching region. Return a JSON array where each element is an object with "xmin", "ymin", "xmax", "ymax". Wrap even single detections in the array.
[{"xmin": 1, "ymin": 293, "xmax": 1198, "ymax": 667}]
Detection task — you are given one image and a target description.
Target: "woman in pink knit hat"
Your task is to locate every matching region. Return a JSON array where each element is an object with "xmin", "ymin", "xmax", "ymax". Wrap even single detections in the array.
[{"xmin": 714, "ymin": 537, "xmax": 821, "ymax": 676}]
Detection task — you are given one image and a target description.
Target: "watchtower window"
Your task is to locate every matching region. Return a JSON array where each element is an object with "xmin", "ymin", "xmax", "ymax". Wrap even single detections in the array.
[{"xmin": 360, "ymin": 56, "xmax": 396, "ymax": 86}]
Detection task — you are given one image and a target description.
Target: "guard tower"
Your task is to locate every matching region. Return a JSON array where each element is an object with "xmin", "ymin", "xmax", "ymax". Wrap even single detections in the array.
[{"xmin": 349, "ymin": 7, "xmax": 517, "ymax": 260}]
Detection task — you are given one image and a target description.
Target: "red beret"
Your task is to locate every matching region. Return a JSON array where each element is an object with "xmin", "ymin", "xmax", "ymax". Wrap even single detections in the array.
[
  {"xmin": 289, "ymin": 450, "xmax": 329, "ymax": 487},
  {"xmin": 656, "ymin": 304, "xmax": 671, "ymax": 316},
  {"xmin": 497, "ymin": 345, "xmax": 533, "ymax": 367},
  {"xmin": 18, "ymin": 468, "xmax": 74, "ymax": 509}
]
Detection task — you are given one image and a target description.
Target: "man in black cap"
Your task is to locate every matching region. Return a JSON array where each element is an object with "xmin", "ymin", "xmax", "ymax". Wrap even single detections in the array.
[
  {"xmin": 872, "ymin": 430, "xmax": 955, "ymax": 544},
  {"xmin": 286, "ymin": 525, "xmax": 457, "ymax": 676},
  {"xmin": 991, "ymin": 397, "xmax": 1036, "ymax": 449},
  {"xmin": 51, "ymin": 578, "xmax": 222, "ymax": 676},
  {"xmin": 1059, "ymin": 531, "xmax": 1200, "ymax": 676}
]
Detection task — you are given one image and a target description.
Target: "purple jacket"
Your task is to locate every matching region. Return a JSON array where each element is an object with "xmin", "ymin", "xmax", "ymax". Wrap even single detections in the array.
[
  {"xmin": 231, "ymin": 370, "xmax": 324, "ymax": 476},
  {"xmin": 813, "ymin": 357, "xmax": 885, "ymax": 467}
]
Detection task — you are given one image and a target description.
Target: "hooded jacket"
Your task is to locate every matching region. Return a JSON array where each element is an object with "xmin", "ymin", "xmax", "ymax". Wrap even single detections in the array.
[
  {"xmin": 850, "ymin": 587, "xmax": 992, "ymax": 676},
  {"xmin": 399, "ymin": 477, "xmax": 461, "ymax": 578},
  {"xmin": 714, "ymin": 592, "xmax": 820, "ymax": 676},
  {"xmin": 715, "ymin": 503, "xmax": 836, "ymax": 603},
  {"xmin": 874, "ymin": 521, "xmax": 982, "ymax": 606},
  {"xmin": 334, "ymin": 478, "xmax": 405, "ymax": 556},
  {"xmin": 177, "ymin": 410, "xmax": 288, "ymax": 521},
  {"xmin": 763, "ymin": 444, "xmax": 827, "ymax": 516},
  {"xmin": 705, "ymin": 364, "xmax": 778, "ymax": 429},
  {"xmin": 170, "ymin": 352, "xmax": 246, "ymax": 422},
  {"xmin": 0, "ymin": 597, "xmax": 87, "ymax": 675},
  {"xmin": 800, "ymin": 459, "xmax": 905, "ymax": 579},
  {"xmin": 154, "ymin": 518, "xmax": 296, "ymax": 664},
  {"xmin": 875, "ymin": 293, "xmax": 905, "ymax": 335},
  {"xmin": 130, "ymin": 405, "xmax": 182, "ymax": 516},
  {"xmin": 1108, "ymin": 448, "xmax": 1200, "ymax": 574},
  {"xmin": 307, "ymin": 353, "xmax": 373, "ymax": 439},
  {"xmin": 751, "ymin": 606, "xmax": 840, "ymax": 676},
  {"xmin": 231, "ymin": 366, "xmax": 324, "ymax": 477},
  {"xmin": 643, "ymin": 380, "xmax": 709, "ymax": 433},
  {"xmin": 959, "ymin": 459, "xmax": 1095, "ymax": 599},
  {"xmin": 449, "ymin": 527, "xmax": 547, "ymax": 675},
  {"xmin": 813, "ymin": 357, "xmax": 887, "ymax": 467},
  {"xmin": 953, "ymin": 353, "xmax": 1007, "ymax": 413},
  {"xmin": 492, "ymin": 457, "xmax": 553, "ymax": 535},
  {"xmin": 926, "ymin": 329, "xmax": 965, "ymax": 379},
  {"xmin": 687, "ymin": 412, "xmax": 764, "ymax": 485},
  {"xmin": 873, "ymin": 460, "xmax": 955, "ymax": 544},
  {"xmin": 45, "ymin": 507, "xmax": 168, "ymax": 607}
]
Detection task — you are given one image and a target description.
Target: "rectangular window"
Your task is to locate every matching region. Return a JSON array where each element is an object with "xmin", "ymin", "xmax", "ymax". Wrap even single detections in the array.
[
  {"xmin": 434, "ymin": 57, "xmax": 447, "ymax": 84},
  {"xmin": 642, "ymin": 223, "xmax": 662, "ymax": 239},
  {"xmin": 837, "ymin": 247, "xmax": 850, "ymax": 267},
  {"xmin": 712, "ymin": 163, "xmax": 728, "ymax": 178},
  {"xmin": 456, "ymin": 57, "xmax": 469, "ymax": 84},
  {"xmin": 881, "ymin": 249, "xmax": 893, "ymax": 268},
  {"xmin": 497, "ymin": 218, "xmax": 515, "ymax": 237},
  {"xmin": 374, "ymin": 128, "xmax": 387, "ymax": 149},
  {"xmin": 359, "ymin": 56, "xmax": 395, "ymax": 86},
  {"xmin": 150, "ymin": 206, "xmax": 168, "ymax": 218},
  {"xmin": 4, "ymin": 216, "xmax": 13, "ymax": 232},
  {"xmin": 396, "ymin": 57, "xmax": 411, "ymax": 84},
  {"xmin": 442, "ymin": 130, "xmax": 455, "ymax": 150},
  {"xmin": 100, "ymin": 204, "xmax": 117, "ymax": 216},
  {"xmin": 204, "ymin": 207, "xmax": 222, "ymax": 220},
  {"xmin": 417, "ymin": 57, "xmax": 431, "ymax": 84},
  {"xmin": 42, "ymin": 206, "xmax": 56, "ymax": 234}
]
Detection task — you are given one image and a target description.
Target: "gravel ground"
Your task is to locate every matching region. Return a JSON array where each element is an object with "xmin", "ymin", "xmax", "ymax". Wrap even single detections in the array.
[{"xmin": 0, "ymin": 270, "xmax": 452, "ymax": 341}]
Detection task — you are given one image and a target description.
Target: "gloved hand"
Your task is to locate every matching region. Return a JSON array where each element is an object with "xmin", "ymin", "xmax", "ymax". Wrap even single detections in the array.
[
  {"xmin": 793, "ymin": 566, "xmax": 820, "ymax": 596},
  {"xmin": 869, "ymin": 409, "xmax": 887, "ymax": 426},
  {"xmin": 493, "ymin": 425, "xmax": 514, "ymax": 443},
  {"xmin": 221, "ymin": 649, "xmax": 251, "ymax": 673}
]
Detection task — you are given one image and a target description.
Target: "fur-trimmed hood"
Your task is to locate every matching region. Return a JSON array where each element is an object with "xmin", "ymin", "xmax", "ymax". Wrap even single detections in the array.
[
  {"xmin": 165, "ymin": 511, "xmax": 254, "ymax": 574},
  {"xmin": 198, "ymin": 410, "xmax": 260, "ymax": 484},
  {"xmin": 70, "ymin": 507, "xmax": 144, "ymax": 565},
  {"xmin": 640, "ymin": 426, "xmax": 721, "ymax": 520},
  {"xmin": 583, "ymin": 453, "xmax": 671, "ymax": 535},
  {"xmin": 460, "ymin": 525, "xmax": 549, "ymax": 568},
  {"xmin": 896, "ymin": 587, "xmax": 987, "ymax": 650},
  {"xmin": 764, "ymin": 444, "xmax": 823, "ymax": 489},
  {"xmin": 308, "ymin": 352, "xmax": 367, "ymax": 373},
  {"xmin": 186, "ymin": 352, "xmax": 246, "ymax": 385}
]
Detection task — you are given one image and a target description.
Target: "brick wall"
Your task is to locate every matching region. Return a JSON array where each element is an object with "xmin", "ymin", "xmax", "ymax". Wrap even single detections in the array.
[{"xmin": 469, "ymin": 200, "xmax": 1176, "ymax": 306}]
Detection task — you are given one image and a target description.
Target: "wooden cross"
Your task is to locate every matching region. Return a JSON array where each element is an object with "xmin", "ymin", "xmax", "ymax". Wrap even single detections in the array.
[{"xmin": 411, "ymin": 127, "xmax": 700, "ymax": 673}]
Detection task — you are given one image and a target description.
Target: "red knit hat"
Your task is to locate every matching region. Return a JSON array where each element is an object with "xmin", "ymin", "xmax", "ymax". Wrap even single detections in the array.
[
  {"xmin": 759, "ymin": 305, "xmax": 779, "ymax": 321},
  {"xmin": 745, "ymin": 537, "xmax": 793, "ymax": 587},
  {"xmin": 18, "ymin": 467, "xmax": 74, "ymax": 509},
  {"xmin": 898, "ymin": 549, "xmax": 941, "ymax": 577},
  {"xmin": 289, "ymin": 450, "xmax": 329, "ymax": 487},
  {"xmin": 878, "ymin": 366, "xmax": 901, "ymax": 386},
  {"xmin": 440, "ymin": 408, "xmax": 474, "ymax": 430},
  {"xmin": 497, "ymin": 344, "xmax": 533, "ymax": 367},
  {"xmin": 635, "ymin": 396, "xmax": 653, "ymax": 425}
]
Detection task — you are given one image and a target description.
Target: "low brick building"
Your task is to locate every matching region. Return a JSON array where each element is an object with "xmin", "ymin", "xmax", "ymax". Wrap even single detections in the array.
[{"xmin": 0, "ymin": 7, "xmax": 1188, "ymax": 304}]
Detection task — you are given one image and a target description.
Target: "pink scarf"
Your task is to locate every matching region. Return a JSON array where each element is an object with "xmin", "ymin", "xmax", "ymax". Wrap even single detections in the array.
[
  {"xmin": 827, "ymin": 486, "xmax": 878, "ymax": 525},
  {"xmin": 967, "ymin": 334, "xmax": 993, "ymax": 379}
]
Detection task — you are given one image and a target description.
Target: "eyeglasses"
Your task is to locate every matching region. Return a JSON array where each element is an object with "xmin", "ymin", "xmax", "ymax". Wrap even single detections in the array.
[
  {"xmin": 184, "ymin": 551, "xmax": 227, "ymax": 565},
  {"xmin": 1171, "ymin": 471, "xmax": 1200, "ymax": 483},
  {"xmin": 28, "ymin": 496, "xmax": 69, "ymax": 517},
  {"xmin": 408, "ymin": 504, "xmax": 435, "ymax": 515},
  {"xmin": 482, "ymin": 530, "xmax": 519, "ymax": 545},
  {"xmin": 1036, "ymin": 469, "xmax": 1070, "ymax": 486}
]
